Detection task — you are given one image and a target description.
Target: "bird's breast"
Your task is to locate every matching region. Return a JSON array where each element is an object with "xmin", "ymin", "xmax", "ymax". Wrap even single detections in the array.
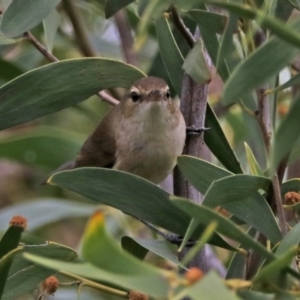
[{"xmin": 114, "ymin": 103, "xmax": 186, "ymax": 184}]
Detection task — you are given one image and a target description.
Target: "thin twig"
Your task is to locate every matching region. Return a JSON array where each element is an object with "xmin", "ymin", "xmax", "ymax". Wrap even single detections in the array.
[
  {"xmin": 24, "ymin": 31, "xmax": 119, "ymax": 106},
  {"xmin": 114, "ymin": 10, "xmax": 138, "ymax": 66},
  {"xmin": 256, "ymin": 88, "xmax": 271, "ymax": 153},
  {"xmin": 272, "ymin": 174, "xmax": 288, "ymax": 235},
  {"xmin": 170, "ymin": 6, "xmax": 195, "ymax": 47},
  {"xmin": 62, "ymin": 0, "xmax": 121, "ymax": 100},
  {"xmin": 24, "ymin": 32, "xmax": 58, "ymax": 62},
  {"xmin": 59, "ymin": 270, "xmax": 128, "ymax": 298},
  {"xmin": 137, "ymin": 218, "xmax": 195, "ymax": 247},
  {"xmin": 62, "ymin": 0, "xmax": 97, "ymax": 57},
  {"xmin": 98, "ymin": 91, "xmax": 119, "ymax": 106}
]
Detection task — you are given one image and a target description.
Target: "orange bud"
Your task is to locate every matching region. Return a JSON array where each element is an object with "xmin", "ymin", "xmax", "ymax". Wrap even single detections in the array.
[
  {"xmin": 9, "ymin": 215, "xmax": 27, "ymax": 231},
  {"xmin": 185, "ymin": 267, "xmax": 204, "ymax": 285},
  {"xmin": 284, "ymin": 191, "xmax": 300, "ymax": 205},
  {"xmin": 41, "ymin": 276, "xmax": 59, "ymax": 295},
  {"xmin": 128, "ymin": 291, "xmax": 148, "ymax": 300}
]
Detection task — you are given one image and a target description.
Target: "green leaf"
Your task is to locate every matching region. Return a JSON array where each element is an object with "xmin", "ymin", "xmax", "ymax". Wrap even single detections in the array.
[
  {"xmin": 0, "ymin": 34, "xmax": 23, "ymax": 45},
  {"xmin": 183, "ymin": 39, "xmax": 211, "ymax": 84},
  {"xmin": 0, "ymin": 224, "xmax": 24, "ymax": 297},
  {"xmin": 3, "ymin": 242, "xmax": 77, "ymax": 300},
  {"xmin": 177, "ymin": 156, "xmax": 281, "ymax": 244},
  {"xmin": 0, "ymin": 58, "xmax": 23, "ymax": 81},
  {"xmin": 137, "ymin": 0, "xmax": 170, "ymax": 41},
  {"xmin": 226, "ymin": 253, "xmax": 246, "ymax": 280},
  {"xmin": 222, "ymin": 17, "xmax": 300, "ymax": 105},
  {"xmin": 156, "ymin": 16, "xmax": 184, "ymax": 96},
  {"xmin": 174, "ymin": 200, "xmax": 300, "ymax": 283},
  {"xmin": 188, "ymin": 9, "xmax": 230, "ymax": 82},
  {"xmin": 0, "ymin": 225, "xmax": 23, "ymax": 259},
  {"xmin": 48, "ymin": 168, "xmax": 235, "ymax": 250},
  {"xmin": 226, "ymin": 227, "xmax": 263, "ymax": 280},
  {"xmin": 105, "ymin": 0, "xmax": 135, "ymax": 18},
  {"xmin": 287, "ymin": 0, "xmax": 300, "ymax": 10},
  {"xmin": 237, "ymin": 290, "xmax": 276, "ymax": 300},
  {"xmin": 177, "ymin": 155, "xmax": 232, "ymax": 193},
  {"xmin": 172, "ymin": 198, "xmax": 274, "ymax": 261},
  {"xmin": 288, "ymin": 137, "xmax": 300, "ymax": 165},
  {"xmin": 216, "ymin": 13, "xmax": 238, "ymax": 75},
  {"xmin": 0, "ymin": 199, "xmax": 95, "ymax": 231},
  {"xmin": 121, "ymin": 236, "xmax": 149, "ymax": 260},
  {"xmin": 81, "ymin": 211, "xmax": 170, "ymax": 296},
  {"xmin": 179, "ymin": 271, "xmax": 240, "ymax": 300},
  {"xmin": 186, "ymin": 10, "xmax": 227, "ymax": 34},
  {"xmin": 0, "ymin": 127, "xmax": 83, "ymax": 169},
  {"xmin": 244, "ymin": 142, "xmax": 264, "ymax": 176},
  {"xmin": 188, "ymin": 8, "xmax": 257, "ymax": 110},
  {"xmin": 43, "ymin": 9, "xmax": 61, "ymax": 52},
  {"xmin": 267, "ymin": 72, "xmax": 300, "ymax": 95},
  {"xmin": 275, "ymin": 0, "xmax": 294, "ymax": 20},
  {"xmin": 272, "ymin": 92, "xmax": 300, "ymax": 172},
  {"xmin": 0, "ymin": 0, "xmax": 61, "ymax": 38},
  {"xmin": 202, "ymin": 175, "xmax": 280, "ymax": 243},
  {"xmin": 208, "ymin": 1, "xmax": 300, "ymax": 48},
  {"xmin": 122, "ymin": 237, "xmax": 186, "ymax": 268},
  {"xmin": 253, "ymin": 246, "xmax": 298, "ymax": 283},
  {"xmin": 0, "ymin": 58, "xmax": 145, "ymax": 130},
  {"xmin": 50, "ymin": 168, "xmax": 190, "ymax": 234},
  {"xmin": 0, "ymin": 248, "xmax": 19, "ymax": 299},
  {"xmin": 205, "ymin": 105, "xmax": 243, "ymax": 174},
  {"xmin": 24, "ymin": 252, "xmax": 169, "ymax": 298},
  {"xmin": 276, "ymin": 222, "xmax": 300, "ymax": 256}
]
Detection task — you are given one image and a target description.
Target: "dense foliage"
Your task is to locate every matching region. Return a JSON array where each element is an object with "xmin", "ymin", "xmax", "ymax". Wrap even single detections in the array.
[{"xmin": 1, "ymin": 0, "xmax": 300, "ymax": 299}]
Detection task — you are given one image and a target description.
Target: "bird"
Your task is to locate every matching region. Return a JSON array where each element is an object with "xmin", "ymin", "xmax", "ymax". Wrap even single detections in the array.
[{"xmin": 49, "ymin": 76, "xmax": 186, "ymax": 184}]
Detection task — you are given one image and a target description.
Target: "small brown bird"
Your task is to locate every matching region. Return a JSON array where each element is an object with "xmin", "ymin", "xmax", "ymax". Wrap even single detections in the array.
[{"xmin": 53, "ymin": 76, "xmax": 186, "ymax": 184}]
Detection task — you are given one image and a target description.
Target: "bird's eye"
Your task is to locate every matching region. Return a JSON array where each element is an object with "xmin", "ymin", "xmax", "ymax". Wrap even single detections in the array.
[
  {"xmin": 166, "ymin": 90, "xmax": 170, "ymax": 99},
  {"xmin": 131, "ymin": 91, "xmax": 140, "ymax": 102}
]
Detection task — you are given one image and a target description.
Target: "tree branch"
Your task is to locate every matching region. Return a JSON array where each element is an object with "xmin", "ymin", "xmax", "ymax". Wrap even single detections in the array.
[
  {"xmin": 62, "ymin": 0, "xmax": 97, "ymax": 57},
  {"xmin": 114, "ymin": 10, "xmax": 138, "ymax": 66},
  {"xmin": 24, "ymin": 32, "xmax": 58, "ymax": 63},
  {"xmin": 173, "ymin": 25, "xmax": 210, "ymax": 273},
  {"xmin": 98, "ymin": 91, "xmax": 119, "ymax": 106},
  {"xmin": 170, "ymin": 6, "xmax": 195, "ymax": 48},
  {"xmin": 24, "ymin": 31, "xmax": 119, "ymax": 106},
  {"xmin": 272, "ymin": 174, "xmax": 287, "ymax": 235}
]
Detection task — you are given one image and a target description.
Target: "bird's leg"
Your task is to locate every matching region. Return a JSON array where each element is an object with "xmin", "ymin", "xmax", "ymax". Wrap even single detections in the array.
[{"xmin": 137, "ymin": 218, "xmax": 196, "ymax": 247}]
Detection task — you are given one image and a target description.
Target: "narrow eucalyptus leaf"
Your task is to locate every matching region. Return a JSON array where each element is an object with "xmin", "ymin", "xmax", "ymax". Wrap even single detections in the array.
[
  {"xmin": 0, "ymin": 0, "xmax": 60, "ymax": 38},
  {"xmin": 0, "ymin": 58, "xmax": 145, "ymax": 130},
  {"xmin": 222, "ymin": 18, "xmax": 300, "ymax": 104},
  {"xmin": 48, "ymin": 168, "xmax": 236, "ymax": 250},
  {"xmin": 105, "ymin": 0, "xmax": 135, "ymax": 18},
  {"xmin": 272, "ymin": 92, "xmax": 300, "ymax": 171},
  {"xmin": 43, "ymin": 9, "xmax": 61, "ymax": 52},
  {"xmin": 183, "ymin": 39, "xmax": 211, "ymax": 84},
  {"xmin": 3, "ymin": 243, "xmax": 77, "ymax": 299},
  {"xmin": 156, "ymin": 16, "xmax": 184, "ymax": 95}
]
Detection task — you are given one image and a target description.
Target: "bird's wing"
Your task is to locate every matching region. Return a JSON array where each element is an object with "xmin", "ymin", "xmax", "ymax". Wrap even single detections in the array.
[{"xmin": 73, "ymin": 112, "xmax": 116, "ymax": 169}]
